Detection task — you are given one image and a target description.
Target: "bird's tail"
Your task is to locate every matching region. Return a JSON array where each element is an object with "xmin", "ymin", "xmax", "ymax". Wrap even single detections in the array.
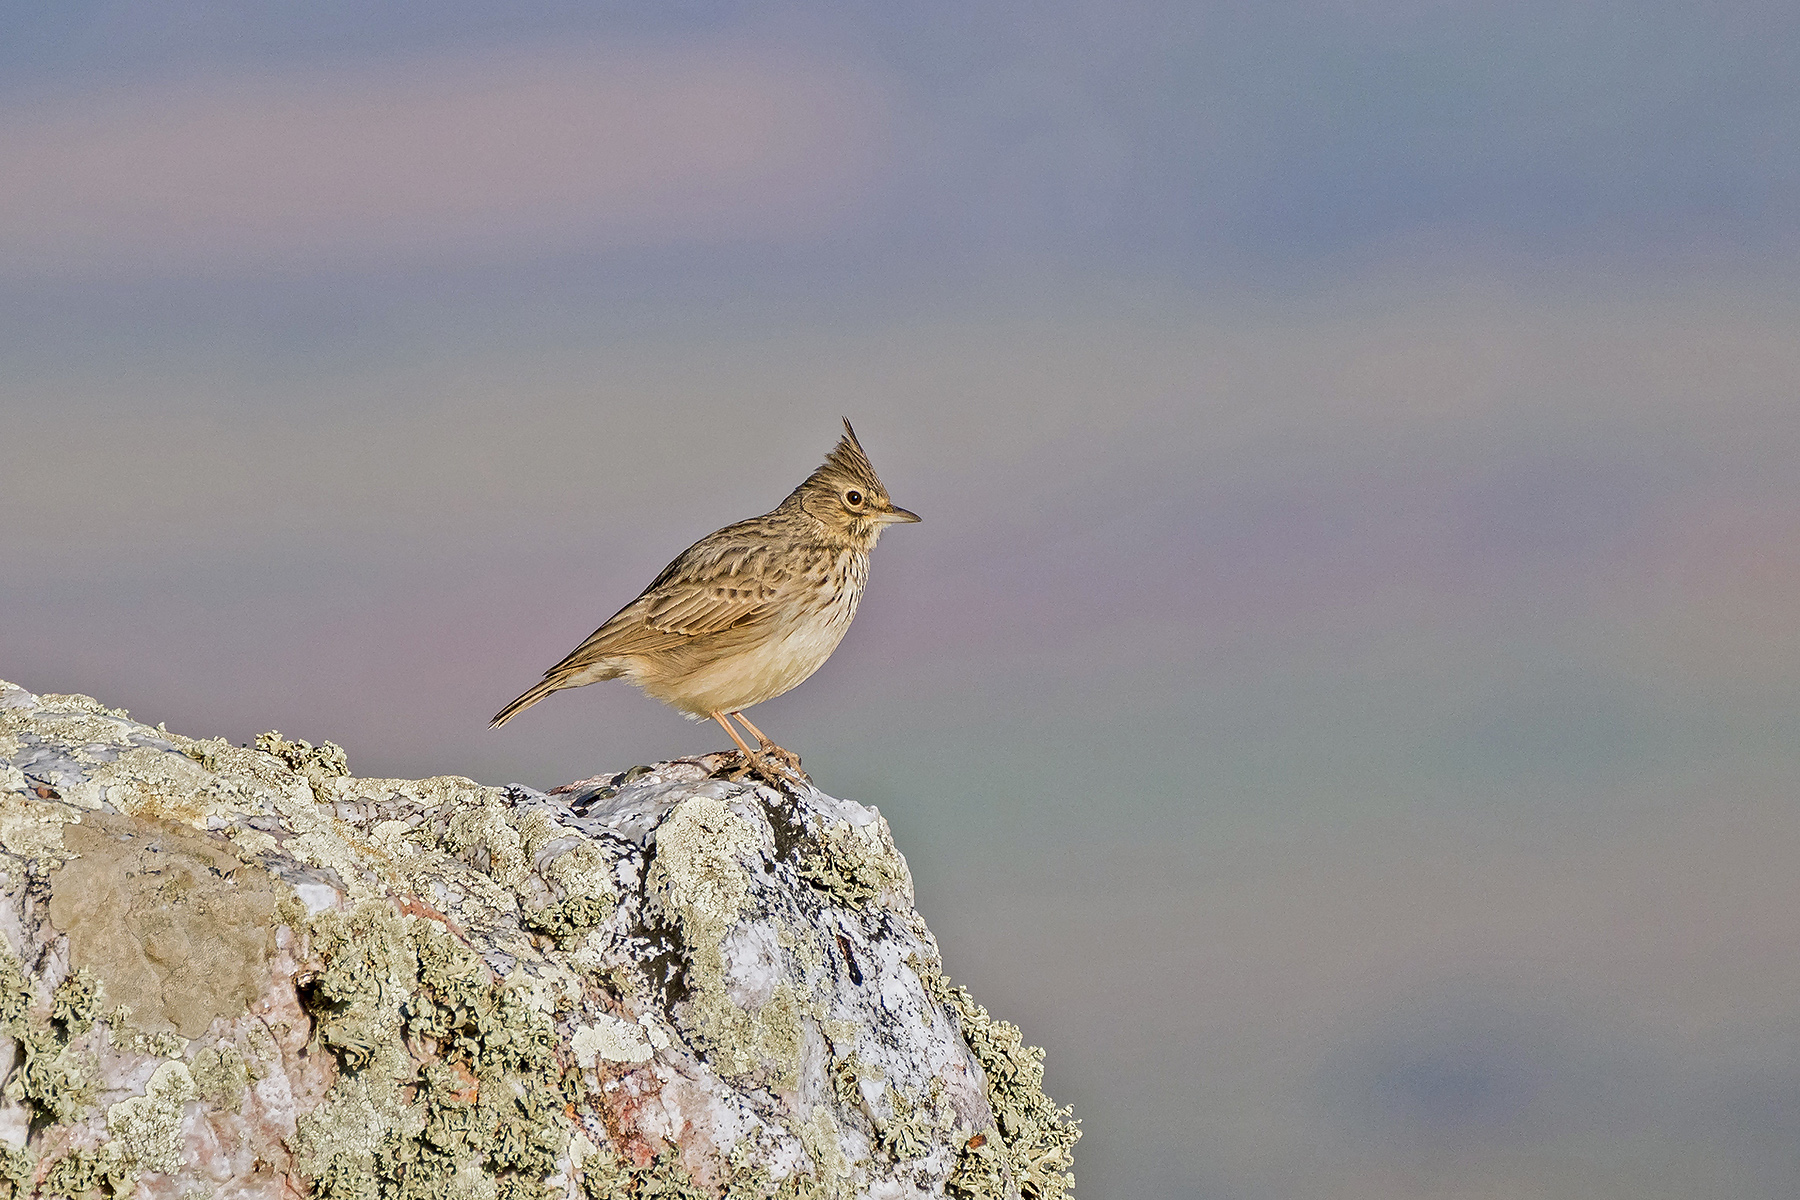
[{"xmin": 490, "ymin": 677, "xmax": 565, "ymax": 728}]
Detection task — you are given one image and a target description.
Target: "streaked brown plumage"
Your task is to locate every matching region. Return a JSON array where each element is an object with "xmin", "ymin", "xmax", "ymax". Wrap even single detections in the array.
[{"xmin": 490, "ymin": 419, "xmax": 918, "ymax": 778}]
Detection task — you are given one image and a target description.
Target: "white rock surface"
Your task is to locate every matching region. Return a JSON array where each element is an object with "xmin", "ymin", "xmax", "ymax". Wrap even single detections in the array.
[{"xmin": 0, "ymin": 681, "xmax": 1077, "ymax": 1200}]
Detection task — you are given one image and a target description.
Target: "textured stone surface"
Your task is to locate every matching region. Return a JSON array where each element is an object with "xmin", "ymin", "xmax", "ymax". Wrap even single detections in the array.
[{"xmin": 0, "ymin": 681, "xmax": 1077, "ymax": 1199}]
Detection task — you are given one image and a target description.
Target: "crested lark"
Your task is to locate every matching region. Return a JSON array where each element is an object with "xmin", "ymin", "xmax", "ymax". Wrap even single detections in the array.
[{"xmin": 490, "ymin": 419, "xmax": 919, "ymax": 779}]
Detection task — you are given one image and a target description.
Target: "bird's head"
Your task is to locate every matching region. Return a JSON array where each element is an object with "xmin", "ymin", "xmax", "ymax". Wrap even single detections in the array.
[{"xmin": 791, "ymin": 419, "xmax": 920, "ymax": 549}]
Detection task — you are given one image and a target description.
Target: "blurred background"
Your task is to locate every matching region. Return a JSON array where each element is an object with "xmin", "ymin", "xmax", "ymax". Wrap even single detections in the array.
[{"xmin": 4, "ymin": 3, "xmax": 1800, "ymax": 1196}]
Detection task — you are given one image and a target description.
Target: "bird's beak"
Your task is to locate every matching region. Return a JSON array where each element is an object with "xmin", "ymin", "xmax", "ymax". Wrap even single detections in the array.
[{"xmin": 879, "ymin": 506, "xmax": 921, "ymax": 525}]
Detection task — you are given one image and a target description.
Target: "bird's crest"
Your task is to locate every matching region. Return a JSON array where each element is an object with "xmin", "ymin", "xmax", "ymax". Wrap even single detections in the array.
[{"xmin": 806, "ymin": 418, "xmax": 885, "ymax": 496}]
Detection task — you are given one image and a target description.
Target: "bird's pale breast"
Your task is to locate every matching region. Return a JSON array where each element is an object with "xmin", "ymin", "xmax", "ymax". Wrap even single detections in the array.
[{"xmin": 633, "ymin": 548, "xmax": 867, "ymax": 716}]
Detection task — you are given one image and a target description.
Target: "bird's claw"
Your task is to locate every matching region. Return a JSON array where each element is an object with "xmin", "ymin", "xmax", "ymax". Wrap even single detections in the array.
[
  {"xmin": 716, "ymin": 747, "xmax": 808, "ymax": 788},
  {"xmin": 757, "ymin": 742, "xmax": 807, "ymax": 779}
]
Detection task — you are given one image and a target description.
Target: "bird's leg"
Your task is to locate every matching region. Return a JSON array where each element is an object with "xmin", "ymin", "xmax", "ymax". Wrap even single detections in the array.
[
  {"xmin": 709, "ymin": 712, "xmax": 765, "ymax": 777},
  {"xmin": 728, "ymin": 710, "xmax": 783, "ymax": 754},
  {"xmin": 729, "ymin": 711, "xmax": 806, "ymax": 779}
]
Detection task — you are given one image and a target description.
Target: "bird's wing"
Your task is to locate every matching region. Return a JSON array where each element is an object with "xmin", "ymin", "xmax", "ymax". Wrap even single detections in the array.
[{"xmin": 541, "ymin": 529, "xmax": 796, "ymax": 675}]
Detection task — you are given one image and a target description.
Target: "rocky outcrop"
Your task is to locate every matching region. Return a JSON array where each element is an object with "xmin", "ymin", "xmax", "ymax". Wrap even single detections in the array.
[{"xmin": 0, "ymin": 681, "xmax": 1077, "ymax": 1200}]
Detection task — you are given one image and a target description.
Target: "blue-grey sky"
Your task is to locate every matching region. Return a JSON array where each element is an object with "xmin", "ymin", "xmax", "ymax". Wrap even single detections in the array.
[
  {"xmin": 5, "ymin": 4, "xmax": 1800, "ymax": 1198},
  {"xmin": 2, "ymin": 1, "xmax": 1796, "ymax": 285}
]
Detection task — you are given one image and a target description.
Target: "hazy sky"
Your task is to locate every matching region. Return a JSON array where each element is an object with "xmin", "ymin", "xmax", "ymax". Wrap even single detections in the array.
[{"xmin": 5, "ymin": 4, "xmax": 1800, "ymax": 1197}]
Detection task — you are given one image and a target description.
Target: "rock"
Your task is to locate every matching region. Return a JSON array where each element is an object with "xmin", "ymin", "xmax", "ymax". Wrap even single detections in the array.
[{"xmin": 0, "ymin": 681, "xmax": 1078, "ymax": 1200}]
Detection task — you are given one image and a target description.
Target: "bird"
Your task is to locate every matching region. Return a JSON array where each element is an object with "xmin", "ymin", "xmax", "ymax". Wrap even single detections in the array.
[{"xmin": 490, "ymin": 419, "xmax": 919, "ymax": 780}]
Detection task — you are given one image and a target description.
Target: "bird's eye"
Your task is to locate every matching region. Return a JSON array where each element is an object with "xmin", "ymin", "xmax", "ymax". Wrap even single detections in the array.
[{"xmin": 844, "ymin": 490, "xmax": 864, "ymax": 507}]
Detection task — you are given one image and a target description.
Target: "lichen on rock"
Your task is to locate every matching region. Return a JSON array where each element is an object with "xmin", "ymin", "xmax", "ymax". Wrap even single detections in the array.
[
  {"xmin": 105, "ymin": 1060, "xmax": 196, "ymax": 1177},
  {"xmin": 0, "ymin": 679, "xmax": 1078, "ymax": 1198},
  {"xmin": 920, "ymin": 971, "xmax": 1079, "ymax": 1200}
]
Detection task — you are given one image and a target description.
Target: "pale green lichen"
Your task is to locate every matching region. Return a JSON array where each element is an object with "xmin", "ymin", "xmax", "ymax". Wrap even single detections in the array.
[
  {"xmin": 540, "ymin": 842, "xmax": 616, "ymax": 907},
  {"xmin": 88, "ymin": 746, "xmax": 224, "ymax": 827},
  {"xmin": 746, "ymin": 982, "xmax": 804, "ymax": 1088},
  {"xmin": 719, "ymin": 1146, "xmax": 826, "ymax": 1200},
  {"xmin": 569, "ymin": 1015, "xmax": 653, "ymax": 1067},
  {"xmin": 293, "ymin": 905, "xmax": 433, "ymax": 1198},
  {"xmin": 829, "ymin": 1051, "xmax": 867, "ymax": 1112},
  {"xmin": 646, "ymin": 793, "xmax": 804, "ymax": 1087},
  {"xmin": 796, "ymin": 819, "xmax": 907, "ymax": 910},
  {"xmin": 0, "ymin": 789, "xmax": 79, "ymax": 863},
  {"xmin": 445, "ymin": 800, "xmax": 530, "ymax": 889},
  {"xmin": 174, "ymin": 737, "xmax": 314, "ymax": 806},
  {"xmin": 648, "ymin": 793, "xmax": 760, "ymax": 940},
  {"xmin": 297, "ymin": 1074, "xmax": 424, "ymax": 1200},
  {"xmin": 0, "ymin": 951, "xmax": 35, "ymax": 1029},
  {"xmin": 254, "ymin": 730, "xmax": 351, "ymax": 781},
  {"xmin": 523, "ymin": 894, "xmax": 615, "ymax": 947},
  {"xmin": 112, "ymin": 1019, "xmax": 188, "ymax": 1060},
  {"xmin": 7, "ymin": 695, "xmax": 132, "ymax": 762},
  {"xmin": 876, "ymin": 1079, "xmax": 950, "ymax": 1162},
  {"xmin": 41, "ymin": 1144, "xmax": 135, "ymax": 1199},
  {"xmin": 6, "ymin": 1018, "xmax": 99, "ymax": 1126},
  {"xmin": 0, "ymin": 937, "xmax": 206, "ymax": 1191},
  {"xmin": 51, "ymin": 968, "xmax": 103, "ymax": 1037},
  {"xmin": 578, "ymin": 1147, "xmax": 706, "ymax": 1200},
  {"xmin": 189, "ymin": 1042, "xmax": 252, "ymax": 1111},
  {"xmin": 792, "ymin": 1107, "xmax": 853, "ymax": 1200},
  {"xmin": 301, "ymin": 904, "xmax": 419, "ymax": 1077},
  {"xmin": 0, "ymin": 1143, "xmax": 33, "ymax": 1200},
  {"xmin": 226, "ymin": 825, "xmax": 281, "ymax": 859},
  {"xmin": 106, "ymin": 1059, "xmax": 197, "ymax": 1176},
  {"xmin": 774, "ymin": 924, "xmax": 824, "ymax": 981},
  {"xmin": 293, "ymin": 903, "xmax": 583, "ymax": 1200},
  {"xmin": 944, "ymin": 1131, "xmax": 1012, "ymax": 1200},
  {"xmin": 916, "ymin": 963, "xmax": 1081, "ymax": 1200},
  {"xmin": 175, "ymin": 735, "xmax": 233, "ymax": 773}
]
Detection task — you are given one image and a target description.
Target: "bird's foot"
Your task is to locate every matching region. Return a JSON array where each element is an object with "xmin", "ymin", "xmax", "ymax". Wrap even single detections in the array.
[
  {"xmin": 715, "ymin": 746, "xmax": 807, "ymax": 788},
  {"xmin": 754, "ymin": 740, "xmax": 807, "ymax": 782}
]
